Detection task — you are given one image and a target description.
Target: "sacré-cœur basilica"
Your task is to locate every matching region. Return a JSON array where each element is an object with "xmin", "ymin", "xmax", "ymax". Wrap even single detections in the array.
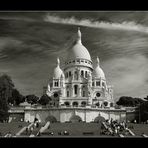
[
  {"xmin": 47, "ymin": 27, "xmax": 114, "ymax": 109},
  {"xmin": 10, "ymin": 28, "xmax": 127, "ymax": 123}
]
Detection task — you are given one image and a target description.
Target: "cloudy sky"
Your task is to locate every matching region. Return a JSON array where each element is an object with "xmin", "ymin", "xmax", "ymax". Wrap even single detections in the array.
[{"xmin": 0, "ymin": 11, "xmax": 148, "ymax": 101}]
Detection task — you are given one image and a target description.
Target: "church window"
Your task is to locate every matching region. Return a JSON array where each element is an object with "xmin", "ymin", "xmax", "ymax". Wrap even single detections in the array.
[
  {"xmin": 95, "ymin": 102, "xmax": 100, "ymax": 107},
  {"xmin": 69, "ymin": 71, "xmax": 71, "ymax": 77},
  {"xmin": 82, "ymin": 85, "xmax": 85, "ymax": 89},
  {"xmin": 67, "ymin": 91, "xmax": 69, "ymax": 97},
  {"xmin": 54, "ymin": 93, "xmax": 58, "ymax": 98},
  {"xmin": 85, "ymin": 71, "xmax": 88, "ymax": 78},
  {"xmin": 54, "ymin": 82, "xmax": 57, "ymax": 87},
  {"xmin": 85, "ymin": 61, "xmax": 87, "ymax": 63},
  {"xmin": 66, "ymin": 72, "xmax": 68, "ymax": 78},
  {"xmin": 96, "ymin": 93, "xmax": 101, "ymax": 97},
  {"xmin": 73, "ymin": 60, "xmax": 75, "ymax": 63},
  {"xmin": 82, "ymin": 91, "xmax": 85, "ymax": 97},
  {"xmin": 81, "ymin": 60, "xmax": 84, "ymax": 62},
  {"xmin": 110, "ymin": 103, "xmax": 113, "ymax": 107},
  {"xmin": 102, "ymin": 82, "xmax": 105, "ymax": 87},
  {"xmin": 54, "ymin": 82, "xmax": 59, "ymax": 87},
  {"xmin": 74, "ymin": 85, "xmax": 78, "ymax": 95},
  {"xmin": 92, "ymin": 82, "xmax": 94, "ymax": 86},
  {"xmin": 81, "ymin": 70, "xmax": 84, "ymax": 77},
  {"xmin": 104, "ymin": 101, "xmax": 108, "ymax": 106},
  {"xmin": 75, "ymin": 71, "xmax": 78, "ymax": 80},
  {"xmin": 96, "ymin": 81, "xmax": 100, "ymax": 86}
]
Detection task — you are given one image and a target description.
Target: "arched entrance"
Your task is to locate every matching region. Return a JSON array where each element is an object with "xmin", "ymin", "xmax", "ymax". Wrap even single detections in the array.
[
  {"xmin": 70, "ymin": 115, "xmax": 82, "ymax": 123},
  {"xmin": 64, "ymin": 101, "xmax": 70, "ymax": 107},
  {"xmin": 103, "ymin": 101, "xmax": 108, "ymax": 107},
  {"xmin": 95, "ymin": 102, "xmax": 100, "ymax": 107},
  {"xmin": 81, "ymin": 101, "xmax": 86, "ymax": 107},
  {"xmin": 45, "ymin": 115, "xmax": 57, "ymax": 123},
  {"xmin": 35, "ymin": 114, "xmax": 41, "ymax": 122},
  {"xmin": 110, "ymin": 102, "xmax": 114, "ymax": 107},
  {"xmin": 72, "ymin": 102, "xmax": 78, "ymax": 107}
]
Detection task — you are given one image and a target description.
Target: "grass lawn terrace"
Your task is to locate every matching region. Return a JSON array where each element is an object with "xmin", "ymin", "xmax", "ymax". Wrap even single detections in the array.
[
  {"xmin": 39, "ymin": 122, "xmax": 111, "ymax": 137},
  {"xmin": 127, "ymin": 123, "xmax": 148, "ymax": 136},
  {"xmin": 0, "ymin": 122, "xmax": 30, "ymax": 136}
]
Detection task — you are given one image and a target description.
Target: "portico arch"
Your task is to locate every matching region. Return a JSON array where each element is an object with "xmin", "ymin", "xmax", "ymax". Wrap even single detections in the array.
[
  {"xmin": 64, "ymin": 101, "xmax": 70, "ymax": 106},
  {"xmin": 45, "ymin": 115, "xmax": 57, "ymax": 123},
  {"xmin": 81, "ymin": 101, "xmax": 87, "ymax": 107},
  {"xmin": 69, "ymin": 115, "xmax": 82, "ymax": 123},
  {"xmin": 72, "ymin": 101, "xmax": 78, "ymax": 107},
  {"xmin": 94, "ymin": 115, "xmax": 105, "ymax": 123}
]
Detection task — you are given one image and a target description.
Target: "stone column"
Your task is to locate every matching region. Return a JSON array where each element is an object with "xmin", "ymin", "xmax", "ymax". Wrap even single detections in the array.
[
  {"xmin": 62, "ymin": 87, "xmax": 65, "ymax": 97},
  {"xmin": 71, "ymin": 85, "xmax": 74, "ymax": 97},
  {"xmin": 79, "ymin": 85, "xmax": 81, "ymax": 97},
  {"xmin": 72, "ymin": 72, "xmax": 74, "ymax": 81},
  {"xmin": 100, "ymin": 78, "xmax": 102, "ymax": 87},
  {"xmin": 58, "ymin": 79, "xmax": 60, "ymax": 87}
]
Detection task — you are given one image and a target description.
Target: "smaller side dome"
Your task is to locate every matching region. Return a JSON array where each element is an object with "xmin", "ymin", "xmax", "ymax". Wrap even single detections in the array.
[
  {"xmin": 93, "ymin": 57, "xmax": 105, "ymax": 79},
  {"xmin": 53, "ymin": 58, "xmax": 64, "ymax": 79}
]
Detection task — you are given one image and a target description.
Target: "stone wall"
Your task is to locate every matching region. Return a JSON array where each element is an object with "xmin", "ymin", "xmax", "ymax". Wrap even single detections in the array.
[{"xmin": 24, "ymin": 107, "xmax": 126, "ymax": 123}]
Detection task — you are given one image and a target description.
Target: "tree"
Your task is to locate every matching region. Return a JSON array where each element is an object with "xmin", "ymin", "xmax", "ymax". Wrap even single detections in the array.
[
  {"xmin": 116, "ymin": 96, "xmax": 144, "ymax": 107},
  {"xmin": 26, "ymin": 95, "xmax": 39, "ymax": 105},
  {"xmin": 12, "ymin": 89, "xmax": 24, "ymax": 105},
  {"xmin": 138, "ymin": 101, "xmax": 148, "ymax": 122},
  {"xmin": 144, "ymin": 96, "xmax": 148, "ymax": 101},
  {"xmin": 0, "ymin": 74, "xmax": 14, "ymax": 122},
  {"xmin": 0, "ymin": 98, "xmax": 9, "ymax": 122},
  {"xmin": 38, "ymin": 94, "xmax": 51, "ymax": 106},
  {"xmin": 0, "ymin": 74, "xmax": 14, "ymax": 101},
  {"xmin": 7, "ymin": 89, "xmax": 25, "ymax": 106}
]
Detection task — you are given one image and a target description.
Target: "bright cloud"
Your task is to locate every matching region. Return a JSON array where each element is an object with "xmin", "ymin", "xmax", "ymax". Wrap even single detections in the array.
[{"xmin": 44, "ymin": 14, "xmax": 148, "ymax": 33}]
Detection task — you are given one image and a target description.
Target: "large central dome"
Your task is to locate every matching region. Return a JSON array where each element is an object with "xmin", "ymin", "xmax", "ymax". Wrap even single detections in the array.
[
  {"xmin": 68, "ymin": 43, "xmax": 91, "ymax": 61},
  {"xmin": 67, "ymin": 28, "xmax": 92, "ymax": 62}
]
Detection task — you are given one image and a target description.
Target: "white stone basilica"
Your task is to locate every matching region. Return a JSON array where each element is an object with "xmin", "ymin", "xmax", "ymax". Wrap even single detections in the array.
[{"xmin": 46, "ymin": 28, "xmax": 114, "ymax": 108}]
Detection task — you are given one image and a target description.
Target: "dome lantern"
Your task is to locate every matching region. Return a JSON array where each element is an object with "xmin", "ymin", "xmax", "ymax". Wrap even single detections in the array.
[
  {"xmin": 66, "ymin": 27, "xmax": 92, "ymax": 63},
  {"xmin": 53, "ymin": 57, "xmax": 64, "ymax": 79},
  {"xmin": 57, "ymin": 57, "xmax": 60, "ymax": 67},
  {"xmin": 77, "ymin": 27, "xmax": 82, "ymax": 45},
  {"xmin": 96, "ymin": 56, "xmax": 100, "ymax": 66},
  {"xmin": 93, "ymin": 56, "xmax": 105, "ymax": 79}
]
